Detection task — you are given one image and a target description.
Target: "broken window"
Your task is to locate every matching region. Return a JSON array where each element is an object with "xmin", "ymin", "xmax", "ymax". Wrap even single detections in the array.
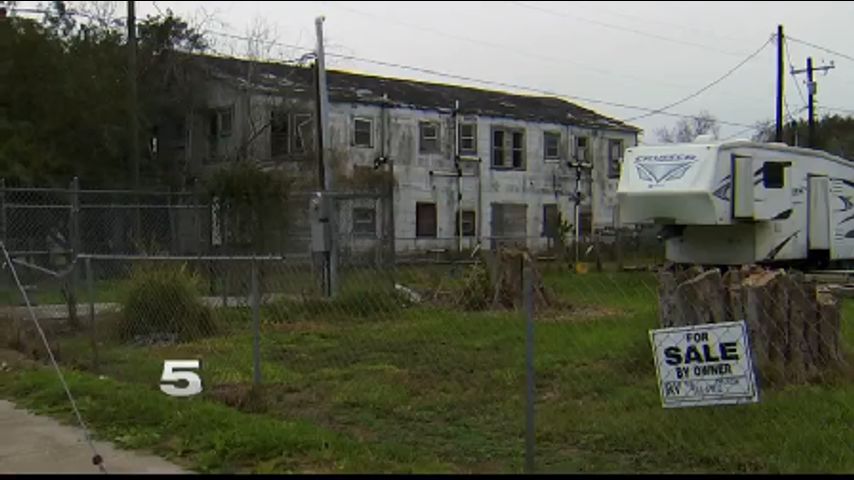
[
  {"xmin": 459, "ymin": 123, "xmax": 477, "ymax": 155},
  {"xmin": 270, "ymin": 109, "xmax": 289, "ymax": 157},
  {"xmin": 416, "ymin": 202, "xmax": 437, "ymax": 238},
  {"xmin": 576, "ymin": 136, "xmax": 589, "ymax": 162},
  {"xmin": 608, "ymin": 139, "xmax": 624, "ymax": 179},
  {"xmin": 544, "ymin": 132, "xmax": 561, "ymax": 160},
  {"xmin": 352, "ymin": 207, "xmax": 376, "ymax": 236},
  {"xmin": 455, "ymin": 210, "xmax": 476, "ymax": 237},
  {"xmin": 353, "ymin": 117, "xmax": 373, "ymax": 148},
  {"xmin": 419, "ymin": 121, "xmax": 440, "ymax": 153},
  {"xmin": 491, "ymin": 127, "xmax": 526, "ymax": 170},
  {"xmin": 542, "ymin": 204, "xmax": 559, "ymax": 238}
]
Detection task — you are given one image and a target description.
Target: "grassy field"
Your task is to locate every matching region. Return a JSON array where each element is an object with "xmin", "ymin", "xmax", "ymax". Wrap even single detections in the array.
[{"xmin": 1, "ymin": 267, "xmax": 852, "ymax": 473}]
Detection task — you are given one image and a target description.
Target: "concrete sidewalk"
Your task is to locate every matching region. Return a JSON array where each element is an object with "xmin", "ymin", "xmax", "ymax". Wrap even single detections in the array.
[{"xmin": 0, "ymin": 400, "xmax": 188, "ymax": 474}]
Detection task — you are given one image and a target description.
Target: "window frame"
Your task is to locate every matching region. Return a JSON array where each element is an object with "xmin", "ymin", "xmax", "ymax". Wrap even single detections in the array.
[
  {"xmin": 353, "ymin": 117, "xmax": 374, "ymax": 148},
  {"xmin": 352, "ymin": 207, "xmax": 377, "ymax": 237},
  {"xmin": 608, "ymin": 139, "xmax": 624, "ymax": 179},
  {"xmin": 576, "ymin": 136, "xmax": 589, "ymax": 162},
  {"xmin": 455, "ymin": 210, "xmax": 476, "ymax": 237},
  {"xmin": 459, "ymin": 123, "xmax": 477, "ymax": 155},
  {"xmin": 416, "ymin": 202, "xmax": 438, "ymax": 238},
  {"xmin": 544, "ymin": 131, "xmax": 561, "ymax": 160},
  {"xmin": 542, "ymin": 204, "xmax": 559, "ymax": 238},
  {"xmin": 762, "ymin": 161, "xmax": 789, "ymax": 189},
  {"xmin": 419, "ymin": 121, "xmax": 440, "ymax": 154},
  {"xmin": 270, "ymin": 109, "xmax": 290, "ymax": 157},
  {"xmin": 491, "ymin": 127, "xmax": 526, "ymax": 171}
]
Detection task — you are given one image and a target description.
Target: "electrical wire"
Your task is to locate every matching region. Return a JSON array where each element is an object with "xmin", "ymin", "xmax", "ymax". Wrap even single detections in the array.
[
  {"xmin": 787, "ymin": 36, "xmax": 854, "ymax": 63},
  {"xmin": 507, "ymin": 0, "xmax": 753, "ymax": 57},
  {"xmin": 624, "ymin": 37, "xmax": 772, "ymax": 122},
  {"xmin": 0, "ymin": 243, "xmax": 108, "ymax": 474},
  {"xmin": 785, "ymin": 37, "xmax": 808, "ymax": 108}
]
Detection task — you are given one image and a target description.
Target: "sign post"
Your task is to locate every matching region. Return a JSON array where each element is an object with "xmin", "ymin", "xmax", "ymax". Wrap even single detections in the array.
[{"xmin": 650, "ymin": 321, "xmax": 759, "ymax": 408}]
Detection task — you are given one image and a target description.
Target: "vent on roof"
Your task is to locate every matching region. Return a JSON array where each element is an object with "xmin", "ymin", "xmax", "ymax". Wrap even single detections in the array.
[{"xmin": 356, "ymin": 89, "xmax": 373, "ymax": 98}]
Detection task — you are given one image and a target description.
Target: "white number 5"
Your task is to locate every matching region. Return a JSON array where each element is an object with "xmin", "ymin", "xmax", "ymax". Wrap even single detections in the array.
[{"xmin": 160, "ymin": 360, "xmax": 203, "ymax": 397}]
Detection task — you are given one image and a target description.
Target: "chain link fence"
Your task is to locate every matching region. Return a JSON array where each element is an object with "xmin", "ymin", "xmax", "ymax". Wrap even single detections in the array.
[{"xmin": 0, "ymin": 183, "xmax": 851, "ymax": 473}]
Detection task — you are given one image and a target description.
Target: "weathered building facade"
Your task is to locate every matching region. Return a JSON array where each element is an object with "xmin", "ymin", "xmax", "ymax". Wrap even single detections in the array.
[{"xmin": 170, "ymin": 54, "xmax": 640, "ymax": 255}]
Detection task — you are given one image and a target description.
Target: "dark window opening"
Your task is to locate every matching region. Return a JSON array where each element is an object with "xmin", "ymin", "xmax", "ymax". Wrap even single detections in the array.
[
  {"xmin": 416, "ymin": 202, "xmax": 437, "ymax": 238},
  {"xmin": 492, "ymin": 128, "xmax": 526, "ymax": 170},
  {"xmin": 576, "ymin": 136, "xmax": 589, "ymax": 161},
  {"xmin": 763, "ymin": 161, "xmax": 788, "ymax": 189},
  {"xmin": 608, "ymin": 139, "xmax": 623, "ymax": 179},
  {"xmin": 456, "ymin": 210, "xmax": 476, "ymax": 237},
  {"xmin": 270, "ymin": 110, "xmax": 289, "ymax": 157},
  {"xmin": 492, "ymin": 130, "xmax": 505, "ymax": 167},
  {"xmin": 542, "ymin": 204, "xmax": 559, "ymax": 238}
]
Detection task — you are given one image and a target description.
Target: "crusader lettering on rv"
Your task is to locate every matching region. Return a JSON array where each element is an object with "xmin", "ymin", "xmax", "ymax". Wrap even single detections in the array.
[{"xmin": 634, "ymin": 153, "xmax": 699, "ymax": 186}]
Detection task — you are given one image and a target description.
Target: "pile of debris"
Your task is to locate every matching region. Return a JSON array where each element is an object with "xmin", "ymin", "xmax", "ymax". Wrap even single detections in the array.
[{"xmin": 658, "ymin": 265, "xmax": 846, "ymax": 385}]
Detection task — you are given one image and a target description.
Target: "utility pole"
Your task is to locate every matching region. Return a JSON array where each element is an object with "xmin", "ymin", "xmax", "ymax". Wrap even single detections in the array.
[
  {"xmin": 315, "ymin": 16, "xmax": 337, "ymax": 297},
  {"xmin": 568, "ymin": 154, "xmax": 591, "ymax": 268},
  {"xmin": 792, "ymin": 57, "xmax": 835, "ymax": 149},
  {"xmin": 775, "ymin": 25, "xmax": 784, "ymax": 142},
  {"xmin": 127, "ymin": 1, "xmax": 141, "ymax": 242}
]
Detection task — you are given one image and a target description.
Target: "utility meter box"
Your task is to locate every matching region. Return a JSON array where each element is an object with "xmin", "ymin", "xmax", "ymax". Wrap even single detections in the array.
[{"xmin": 309, "ymin": 193, "xmax": 332, "ymax": 253}]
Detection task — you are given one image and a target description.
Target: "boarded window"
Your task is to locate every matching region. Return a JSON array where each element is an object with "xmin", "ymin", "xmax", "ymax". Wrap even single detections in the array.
[
  {"xmin": 270, "ymin": 109, "xmax": 289, "ymax": 157},
  {"xmin": 353, "ymin": 118, "xmax": 373, "ymax": 148},
  {"xmin": 420, "ymin": 122, "xmax": 440, "ymax": 153},
  {"xmin": 544, "ymin": 132, "xmax": 560, "ymax": 160},
  {"xmin": 763, "ymin": 161, "xmax": 788, "ymax": 189},
  {"xmin": 542, "ymin": 204, "xmax": 559, "ymax": 238},
  {"xmin": 353, "ymin": 207, "xmax": 376, "ymax": 236},
  {"xmin": 459, "ymin": 123, "xmax": 477, "ymax": 155},
  {"xmin": 579, "ymin": 212, "xmax": 592, "ymax": 237},
  {"xmin": 455, "ymin": 210, "xmax": 476, "ymax": 237},
  {"xmin": 492, "ymin": 128, "xmax": 526, "ymax": 170},
  {"xmin": 416, "ymin": 202, "xmax": 437, "ymax": 238},
  {"xmin": 608, "ymin": 139, "xmax": 624, "ymax": 178},
  {"xmin": 491, "ymin": 203, "xmax": 527, "ymax": 249}
]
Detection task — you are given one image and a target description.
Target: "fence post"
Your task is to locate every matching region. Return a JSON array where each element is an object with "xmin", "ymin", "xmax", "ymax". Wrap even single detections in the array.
[
  {"xmin": 85, "ymin": 257, "xmax": 99, "ymax": 373},
  {"xmin": 0, "ymin": 178, "xmax": 6, "ymax": 246},
  {"xmin": 67, "ymin": 177, "xmax": 81, "ymax": 329},
  {"xmin": 523, "ymin": 261, "xmax": 536, "ymax": 473},
  {"xmin": 250, "ymin": 257, "xmax": 261, "ymax": 387}
]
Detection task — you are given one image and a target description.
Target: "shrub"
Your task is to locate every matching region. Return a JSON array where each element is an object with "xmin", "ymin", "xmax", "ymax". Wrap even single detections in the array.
[
  {"xmin": 456, "ymin": 262, "xmax": 493, "ymax": 311},
  {"xmin": 118, "ymin": 263, "xmax": 216, "ymax": 342}
]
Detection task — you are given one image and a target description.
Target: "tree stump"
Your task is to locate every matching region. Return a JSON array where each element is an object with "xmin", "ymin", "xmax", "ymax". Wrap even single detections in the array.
[
  {"xmin": 480, "ymin": 247, "xmax": 553, "ymax": 311},
  {"xmin": 657, "ymin": 266, "xmax": 844, "ymax": 387}
]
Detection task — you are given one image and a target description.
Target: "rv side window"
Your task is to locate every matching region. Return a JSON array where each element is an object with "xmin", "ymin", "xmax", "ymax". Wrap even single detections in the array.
[{"xmin": 762, "ymin": 161, "xmax": 787, "ymax": 189}]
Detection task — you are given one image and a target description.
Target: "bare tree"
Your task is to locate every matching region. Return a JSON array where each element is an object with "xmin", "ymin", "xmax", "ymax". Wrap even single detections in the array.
[{"xmin": 656, "ymin": 110, "xmax": 721, "ymax": 143}]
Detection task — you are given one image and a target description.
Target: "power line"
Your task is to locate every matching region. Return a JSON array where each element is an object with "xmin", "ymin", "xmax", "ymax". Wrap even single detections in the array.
[
  {"xmin": 785, "ymin": 37, "xmax": 808, "ymax": 108},
  {"xmin": 202, "ymin": 28, "xmax": 757, "ymax": 129},
  {"xmin": 507, "ymin": 0, "xmax": 753, "ymax": 58},
  {"xmin": 787, "ymin": 36, "xmax": 854, "ymax": 62},
  {"xmin": 624, "ymin": 37, "xmax": 772, "ymax": 122},
  {"xmin": 318, "ymin": 0, "xmax": 701, "ymax": 91}
]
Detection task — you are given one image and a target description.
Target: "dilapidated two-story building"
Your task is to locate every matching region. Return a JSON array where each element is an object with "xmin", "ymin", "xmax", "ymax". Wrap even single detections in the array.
[{"xmin": 165, "ymin": 54, "xmax": 640, "ymax": 256}]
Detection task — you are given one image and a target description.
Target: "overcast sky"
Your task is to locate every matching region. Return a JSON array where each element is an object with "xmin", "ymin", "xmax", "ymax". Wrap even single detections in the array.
[{"xmin": 17, "ymin": 1, "xmax": 854, "ymax": 143}]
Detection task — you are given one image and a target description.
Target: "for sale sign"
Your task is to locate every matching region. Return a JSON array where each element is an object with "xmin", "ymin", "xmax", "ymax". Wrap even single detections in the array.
[{"xmin": 649, "ymin": 321, "xmax": 759, "ymax": 408}]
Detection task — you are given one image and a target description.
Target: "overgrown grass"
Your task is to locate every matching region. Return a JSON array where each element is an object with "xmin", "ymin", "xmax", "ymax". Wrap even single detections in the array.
[{"xmin": 1, "ymin": 271, "xmax": 852, "ymax": 473}]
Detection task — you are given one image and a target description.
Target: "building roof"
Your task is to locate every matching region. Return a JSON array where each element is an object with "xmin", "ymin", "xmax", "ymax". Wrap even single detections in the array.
[{"xmin": 191, "ymin": 53, "xmax": 641, "ymax": 133}]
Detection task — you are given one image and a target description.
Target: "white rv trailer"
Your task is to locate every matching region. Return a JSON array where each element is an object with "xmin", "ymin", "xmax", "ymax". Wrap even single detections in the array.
[{"xmin": 616, "ymin": 138, "xmax": 854, "ymax": 268}]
